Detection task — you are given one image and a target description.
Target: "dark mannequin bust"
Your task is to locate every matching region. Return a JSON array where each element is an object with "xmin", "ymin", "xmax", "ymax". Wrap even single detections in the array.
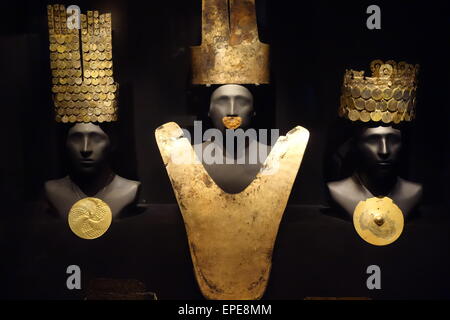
[
  {"xmin": 327, "ymin": 125, "xmax": 422, "ymax": 218},
  {"xmin": 45, "ymin": 123, "xmax": 140, "ymax": 219},
  {"xmin": 197, "ymin": 84, "xmax": 271, "ymax": 194}
]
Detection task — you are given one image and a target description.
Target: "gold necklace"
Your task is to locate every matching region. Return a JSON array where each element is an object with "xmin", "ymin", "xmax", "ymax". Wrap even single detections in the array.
[
  {"xmin": 354, "ymin": 172, "xmax": 395, "ymax": 199},
  {"xmin": 70, "ymin": 172, "xmax": 114, "ymax": 199}
]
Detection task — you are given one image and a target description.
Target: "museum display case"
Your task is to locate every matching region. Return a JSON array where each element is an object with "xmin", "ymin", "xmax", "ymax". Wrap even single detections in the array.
[{"xmin": 1, "ymin": 0, "xmax": 449, "ymax": 303}]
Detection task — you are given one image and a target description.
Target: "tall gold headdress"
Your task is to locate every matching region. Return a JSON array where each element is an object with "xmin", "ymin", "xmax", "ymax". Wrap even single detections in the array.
[
  {"xmin": 339, "ymin": 60, "xmax": 419, "ymax": 124},
  {"xmin": 47, "ymin": 4, "xmax": 118, "ymax": 123},
  {"xmin": 190, "ymin": 0, "xmax": 270, "ymax": 85}
]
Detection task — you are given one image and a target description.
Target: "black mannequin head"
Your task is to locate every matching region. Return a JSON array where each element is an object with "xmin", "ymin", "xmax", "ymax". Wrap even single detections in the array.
[
  {"xmin": 66, "ymin": 123, "xmax": 111, "ymax": 175},
  {"xmin": 186, "ymin": 83, "xmax": 275, "ymax": 133},
  {"xmin": 208, "ymin": 84, "xmax": 255, "ymax": 132},
  {"xmin": 45, "ymin": 120, "xmax": 141, "ymax": 217},
  {"xmin": 323, "ymin": 116, "xmax": 414, "ymax": 182},
  {"xmin": 354, "ymin": 124, "xmax": 402, "ymax": 180},
  {"xmin": 59, "ymin": 122, "xmax": 118, "ymax": 177}
]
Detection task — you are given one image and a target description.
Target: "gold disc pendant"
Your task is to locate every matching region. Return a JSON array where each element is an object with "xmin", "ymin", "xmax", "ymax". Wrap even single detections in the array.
[
  {"xmin": 353, "ymin": 197, "xmax": 404, "ymax": 246},
  {"xmin": 68, "ymin": 197, "xmax": 112, "ymax": 240}
]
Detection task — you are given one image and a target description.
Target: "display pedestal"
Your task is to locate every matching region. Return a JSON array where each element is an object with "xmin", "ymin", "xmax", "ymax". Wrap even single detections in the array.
[
  {"xmin": 7, "ymin": 202, "xmax": 450, "ymax": 300},
  {"xmin": 86, "ymin": 278, "xmax": 157, "ymax": 300}
]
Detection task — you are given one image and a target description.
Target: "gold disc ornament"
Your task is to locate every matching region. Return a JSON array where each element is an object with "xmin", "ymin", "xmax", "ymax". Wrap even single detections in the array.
[
  {"xmin": 353, "ymin": 197, "xmax": 404, "ymax": 246},
  {"xmin": 68, "ymin": 197, "xmax": 112, "ymax": 239}
]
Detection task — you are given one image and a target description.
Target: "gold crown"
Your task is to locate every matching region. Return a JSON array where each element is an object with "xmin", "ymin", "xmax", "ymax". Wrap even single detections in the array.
[
  {"xmin": 47, "ymin": 4, "xmax": 118, "ymax": 123},
  {"xmin": 339, "ymin": 60, "xmax": 419, "ymax": 124},
  {"xmin": 190, "ymin": 0, "xmax": 270, "ymax": 85}
]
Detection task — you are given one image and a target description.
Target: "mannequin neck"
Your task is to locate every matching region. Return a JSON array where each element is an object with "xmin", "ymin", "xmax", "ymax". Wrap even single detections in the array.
[
  {"xmin": 356, "ymin": 169, "xmax": 398, "ymax": 197},
  {"xmin": 221, "ymin": 136, "xmax": 254, "ymax": 160},
  {"xmin": 70, "ymin": 165, "xmax": 115, "ymax": 197}
]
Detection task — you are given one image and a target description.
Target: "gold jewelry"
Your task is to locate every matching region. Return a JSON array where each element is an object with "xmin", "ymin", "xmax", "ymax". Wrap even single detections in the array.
[
  {"xmin": 47, "ymin": 4, "xmax": 118, "ymax": 123},
  {"xmin": 339, "ymin": 60, "xmax": 419, "ymax": 123},
  {"xmin": 68, "ymin": 174, "xmax": 114, "ymax": 239},
  {"xmin": 190, "ymin": 0, "xmax": 269, "ymax": 85},
  {"xmin": 222, "ymin": 116, "xmax": 242, "ymax": 129},
  {"xmin": 68, "ymin": 197, "xmax": 112, "ymax": 240},
  {"xmin": 155, "ymin": 122, "xmax": 309, "ymax": 300},
  {"xmin": 353, "ymin": 197, "xmax": 404, "ymax": 246}
]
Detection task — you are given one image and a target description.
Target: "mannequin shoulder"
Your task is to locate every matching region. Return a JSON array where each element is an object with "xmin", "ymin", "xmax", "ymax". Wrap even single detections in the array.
[
  {"xmin": 327, "ymin": 177, "xmax": 358, "ymax": 199},
  {"xmin": 327, "ymin": 177, "xmax": 361, "ymax": 216},
  {"xmin": 44, "ymin": 176, "xmax": 71, "ymax": 194},
  {"xmin": 112, "ymin": 175, "xmax": 141, "ymax": 194},
  {"xmin": 397, "ymin": 178, "xmax": 423, "ymax": 199}
]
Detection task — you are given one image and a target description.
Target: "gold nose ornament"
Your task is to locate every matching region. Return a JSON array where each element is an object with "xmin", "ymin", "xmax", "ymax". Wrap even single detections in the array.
[
  {"xmin": 353, "ymin": 197, "xmax": 404, "ymax": 246},
  {"xmin": 222, "ymin": 116, "xmax": 242, "ymax": 129}
]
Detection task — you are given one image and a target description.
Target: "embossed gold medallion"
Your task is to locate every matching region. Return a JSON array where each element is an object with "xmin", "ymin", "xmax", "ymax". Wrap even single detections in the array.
[
  {"xmin": 68, "ymin": 197, "xmax": 112, "ymax": 239},
  {"xmin": 353, "ymin": 197, "xmax": 404, "ymax": 246},
  {"xmin": 222, "ymin": 116, "xmax": 242, "ymax": 129}
]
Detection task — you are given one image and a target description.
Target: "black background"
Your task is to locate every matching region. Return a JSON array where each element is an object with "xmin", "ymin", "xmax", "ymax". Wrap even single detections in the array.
[{"xmin": 0, "ymin": 0, "xmax": 449, "ymax": 300}]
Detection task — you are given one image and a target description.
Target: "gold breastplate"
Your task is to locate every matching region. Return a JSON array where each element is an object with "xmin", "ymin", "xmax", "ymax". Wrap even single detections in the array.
[{"xmin": 155, "ymin": 122, "xmax": 309, "ymax": 299}]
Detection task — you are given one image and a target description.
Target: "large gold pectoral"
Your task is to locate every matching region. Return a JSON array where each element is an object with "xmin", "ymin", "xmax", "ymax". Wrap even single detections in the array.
[{"xmin": 155, "ymin": 122, "xmax": 309, "ymax": 300}]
